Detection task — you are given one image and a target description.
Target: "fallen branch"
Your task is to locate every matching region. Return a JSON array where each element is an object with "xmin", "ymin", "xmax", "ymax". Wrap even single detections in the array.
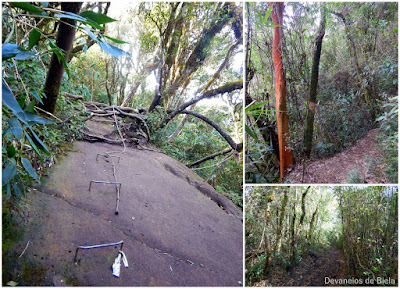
[
  {"xmin": 83, "ymin": 132, "xmax": 125, "ymax": 145},
  {"xmin": 167, "ymin": 79, "xmax": 243, "ymax": 121},
  {"xmin": 19, "ymin": 240, "xmax": 30, "ymax": 258},
  {"xmin": 83, "ymin": 104, "xmax": 151, "ymax": 140},
  {"xmin": 62, "ymin": 92, "xmax": 83, "ymax": 101},
  {"xmin": 56, "ymin": 114, "xmax": 76, "ymax": 129},
  {"xmin": 179, "ymin": 110, "xmax": 243, "ymax": 152},
  {"xmin": 187, "ymin": 147, "xmax": 232, "ymax": 168}
]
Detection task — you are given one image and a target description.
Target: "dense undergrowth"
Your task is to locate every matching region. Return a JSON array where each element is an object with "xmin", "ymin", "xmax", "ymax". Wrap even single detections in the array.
[
  {"xmin": 147, "ymin": 105, "xmax": 243, "ymax": 208},
  {"xmin": 2, "ymin": 2, "xmax": 243, "ymax": 216},
  {"xmin": 245, "ymin": 186, "xmax": 398, "ymax": 286},
  {"xmin": 245, "ymin": 2, "xmax": 398, "ymax": 183}
]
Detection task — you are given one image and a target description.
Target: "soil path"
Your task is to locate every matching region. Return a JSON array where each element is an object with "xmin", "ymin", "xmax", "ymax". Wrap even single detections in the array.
[
  {"xmin": 3, "ymin": 119, "xmax": 243, "ymax": 286},
  {"xmin": 256, "ymin": 248, "xmax": 346, "ymax": 286},
  {"xmin": 285, "ymin": 129, "xmax": 388, "ymax": 183}
]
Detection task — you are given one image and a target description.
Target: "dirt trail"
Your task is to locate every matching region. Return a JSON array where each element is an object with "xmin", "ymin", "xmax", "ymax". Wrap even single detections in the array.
[
  {"xmin": 285, "ymin": 129, "xmax": 388, "ymax": 183},
  {"xmin": 256, "ymin": 248, "xmax": 346, "ymax": 286},
  {"xmin": 3, "ymin": 119, "xmax": 243, "ymax": 286},
  {"xmin": 282, "ymin": 248, "xmax": 346, "ymax": 286}
]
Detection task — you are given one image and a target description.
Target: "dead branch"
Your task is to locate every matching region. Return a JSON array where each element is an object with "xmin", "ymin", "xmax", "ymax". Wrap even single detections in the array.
[
  {"xmin": 62, "ymin": 92, "xmax": 84, "ymax": 101},
  {"xmin": 187, "ymin": 147, "xmax": 233, "ymax": 168},
  {"xmin": 168, "ymin": 79, "xmax": 243, "ymax": 120},
  {"xmin": 83, "ymin": 132, "xmax": 124, "ymax": 145},
  {"xmin": 83, "ymin": 103, "xmax": 151, "ymax": 140},
  {"xmin": 179, "ymin": 110, "xmax": 243, "ymax": 152}
]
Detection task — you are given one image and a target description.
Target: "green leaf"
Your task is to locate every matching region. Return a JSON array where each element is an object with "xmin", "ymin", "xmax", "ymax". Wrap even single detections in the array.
[
  {"xmin": 28, "ymin": 127, "xmax": 50, "ymax": 155},
  {"xmin": 2, "ymin": 163, "xmax": 17, "ymax": 186},
  {"xmin": 103, "ymin": 35, "xmax": 129, "ymax": 44},
  {"xmin": 24, "ymin": 112, "xmax": 54, "ymax": 125},
  {"xmin": 2, "ymin": 128, "xmax": 13, "ymax": 138},
  {"xmin": 10, "ymin": 2, "xmax": 47, "ymax": 16},
  {"xmin": 21, "ymin": 157, "xmax": 40, "ymax": 183},
  {"xmin": 245, "ymin": 124, "xmax": 259, "ymax": 142},
  {"xmin": 49, "ymin": 43, "xmax": 71, "ymax": 78},
  {"xmin": 11, "ymin": 178, "xmax": 24, "ymax": 198},
  {"xmin": 82, "ymin": 27, "xmax": 99, "ymax": 42},
  {"xmin": 80, "ymin": 10, "xmax": 116, "ymax": 25},
  {"xmin": 24, "ymin": 100, "xmax": 36, "ymax": 113},
  {"xmin": 28, "ymin": 29, "xmax": 41, "ymax": 50},
  {"xmin": 54, "ymin": 12, "xmax": 102, "ymax": 30},
  {"xmin": 2, "ymin": 81, "xmax": 24, "ymax": 116},
  {"xmin": 14, "ymin": 51, "xmax": 36, "ymax": 60},
  {"xmin": 2, "ymin": 43, "xmax": 23, "ymax": 60},
  {"xmin": 98, "ymin": 38, "xmax": 131, "ymax": 59},
  {"xmin": 12, "ymin": 175, "xmax": 25, "ymax": 197},
  {"xmin": 30, "ymin": 90, "xmax": 43, "ymax": 105},
  {"xmin": 8, "ymin": 118, "xmax": 23, "ymax": 141},
  {"xmin": 5, "ymin": 183, "xmax": 12, "ymax": 201},
  {"xmin": 264, "ymin": 5, "xmax": 273, "ymax": 23},
  {"xmin": 3, "ymin": 83, "xmax": 52, "ymax": 125},
  {"xmin": 6, "ymin": 145, "xmax": 17, "ymax": 158},
  {"xmin": 54, "ymin": 12, "xmax": 87, "ymax": 22},
  {"xmin": 23, "ymin": 131, "xmax": 43, "ymax": 161},
  {"xmin": 245, "ymin": 100, "xmax": 270, "ymax": 113}
]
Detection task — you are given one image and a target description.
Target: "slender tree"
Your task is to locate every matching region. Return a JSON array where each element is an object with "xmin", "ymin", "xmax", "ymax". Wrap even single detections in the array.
[
  {"xmin": 41, "ymin": 2, "xmax": 82, "ymax": 113},
  {"xmin": 270, "ymin": 2, "xmax": 292, "ymax": 179},
  {"xmin": 303, "ymin": 9, "xmax": 326, "ymax": 157}
]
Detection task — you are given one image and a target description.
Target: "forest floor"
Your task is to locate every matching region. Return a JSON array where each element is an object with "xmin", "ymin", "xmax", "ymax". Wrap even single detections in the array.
[
  {"xmin": 254, "ymin": 247, "xmax": 346, "ymax": 286},
  {"xmin": 2, "ymin": 118, "xmax": 243, "ymax": 286},
  {"xmin": 285, "ymin": 129, "xmax": 389, "ymax": 183}
]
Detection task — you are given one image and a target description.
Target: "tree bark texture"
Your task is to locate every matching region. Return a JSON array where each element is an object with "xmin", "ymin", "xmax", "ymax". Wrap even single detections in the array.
[
  {"xmin": 270, "ymin": 2, "xmax": 292, "ymax": 179},
  {"xmin": 275, "ymin": 190, "xmax": 288, "ymax": 253},
  {"xmin": 41, "ymin": 2, "xmax": 82, "ymax": 113},
  {"xmin": 303, "ymin": 11, "xmax": 326, "ymax": 158}
]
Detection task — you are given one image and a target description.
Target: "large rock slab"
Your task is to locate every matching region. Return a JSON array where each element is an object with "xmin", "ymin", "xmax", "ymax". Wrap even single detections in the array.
[{"xmin": 3, "ymin": 141, "xmax": 242, "ymax": 286}]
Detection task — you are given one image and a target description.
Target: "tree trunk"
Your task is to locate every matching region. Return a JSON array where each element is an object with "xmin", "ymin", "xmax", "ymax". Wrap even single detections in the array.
[
  {"xmin": 123, "ymin": 61, "xmax": 159, "ymax": 108},
  {"xmin": 304, "ymin": 10, "xmax": 326, "ymax": 158},
  {"xmin": 165, "ymin": 3, "xmax": 235, "ymax": 100},
  {"xmin": 291, "ymin": 186, "xmax": 310, "ymax": 265},
  {"xmin": 264, "ymin": 193, "xmax": 275, "ymax": 273},
  {"xmin": 290, "ymin": 192, "xmax": 297, "ymax": 267},
  {"xmin": 275, "ymin": 190, "xmax": 288, "ymax": 253},
  {"xmin": 308, "ymin": 205, "xmax": 319, "ymax": 243},
  {"xmin": 41, "ymin": 2, "xmax": 82, "ymax": 113},
  {"xmin": 105, "ymin": 59, "xmax": 113, "ymax": 105},
  {"xmin": 270, "ymin": 2, "xmax": 292, "ymax": 180}
]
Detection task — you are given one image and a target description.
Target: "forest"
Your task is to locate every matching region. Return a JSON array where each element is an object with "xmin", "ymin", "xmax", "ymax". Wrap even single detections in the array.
[
  {"xmin": 2, "ymin": 2, "xmax": 244, "ymax": 286},
  {"xmin": 2, "ymin": 2, "xmax": 244, "ymax": 212},
  {"xmin": 245, "ymin": 186, "xmax": 398, "ymax": 286},
  {"xmin": 245, "ymin": 2, "xmax": 398, "ymax": 183}
]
